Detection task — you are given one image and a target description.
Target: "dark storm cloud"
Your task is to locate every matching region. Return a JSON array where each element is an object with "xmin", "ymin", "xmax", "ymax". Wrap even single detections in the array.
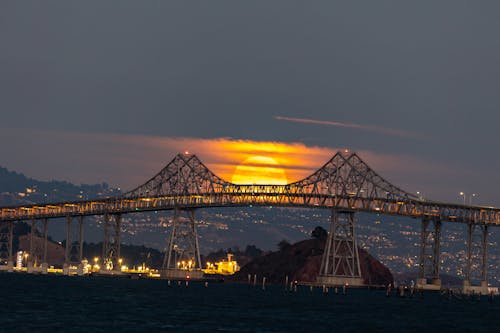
[{"xmin": 1, "ymin": 1, "xmax": 500, "ymax": 205}]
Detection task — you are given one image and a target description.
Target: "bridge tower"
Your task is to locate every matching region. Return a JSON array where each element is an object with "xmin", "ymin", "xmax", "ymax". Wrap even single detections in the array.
[
  {"xmin": 0, "ymin": 221, "xmax": 14, "ymax": 271},
  {"xmin": 416, "ymin": 217, "xmax": 442, "ymax": 290},
  {"xmin": 161, "ymin": 208, "xmax": 203, "ymax": 280},
  {"xmin": 463, "ymin": 223, "xmax": 489, "ymax": 294},
  {"xmin": 63, "ymin": 216, "xmax": 84, "ymax": 275},
  {"xmin": 317, "ymin": 209, "xmax": 364, "ymax": 287},
  {"xmin": 102, "ymin": 213, "xmax": 122, "ymax": 273}
]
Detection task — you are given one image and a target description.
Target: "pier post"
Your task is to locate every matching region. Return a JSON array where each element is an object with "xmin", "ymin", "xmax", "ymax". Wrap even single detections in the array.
[
  {"xmin": 8, "ymin": 221, "xmax": 13, "ymax": 271},
  {"xmin": 79, "ymin": 216, "xmax": 84, "ymax": 263},
  {"xmin": 102, "ymin": 213, "xmax": 109, "ymax": 268},
  {"xmin": 28, "ymin": 219, "xmax": 35, "ymax": 273},
  {"xmin": 76, "ymin": 216, "xmax": 84, "ymax": 275},
  {"xmin": 114, "ymin": 214, "xmax": 121, "ymax": 271},
  {"xmin": 481, "ymin": 225, "xmax": 488, "ymax": 290},
  {"xmin": 41, "ymin": 218, "xmax": 48, "ymax": 274},
  {"xmin": 63, "ymin": 216, "xmax": 72, "ymax": 275}
]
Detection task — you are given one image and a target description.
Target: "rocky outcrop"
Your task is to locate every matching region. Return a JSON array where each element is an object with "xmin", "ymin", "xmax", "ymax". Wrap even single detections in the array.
[{"xmin": 231, "ymin": 238, "xmax": 393, "ymax": 286}]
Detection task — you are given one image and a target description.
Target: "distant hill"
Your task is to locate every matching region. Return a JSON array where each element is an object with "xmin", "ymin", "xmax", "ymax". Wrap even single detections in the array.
[{"xmin": 0, "ymin": 165, "xmax": 119, "ymax": 205}]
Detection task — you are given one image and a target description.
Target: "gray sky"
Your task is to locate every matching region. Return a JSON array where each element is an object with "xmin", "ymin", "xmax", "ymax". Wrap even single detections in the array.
[{"xmin": 1, "ymin": 1, "xmax": 499, "ymax": 206}]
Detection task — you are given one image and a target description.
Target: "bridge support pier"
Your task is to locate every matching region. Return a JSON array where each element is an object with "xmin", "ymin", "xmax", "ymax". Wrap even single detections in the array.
[
  {"xmin": 102, "ymin": 214, "xmax": 122, "ymax": 274},
  {"xmin": 463, "ymin": 223, "xmax": 489, "ymax": 295},
  {"xmin": 41, "ymin": 218, "xmax": 48, "ymax": 274},
  {"xmin": 64, "ymin": 216, "xmax": 85, "ymax": 275},
  {"xmin": 28, "ymin": 220, "xmax": 35, "ymax": 273},
  {"xmin": 317, "ymin": 210, "xmax": 364, "ymax": 287},
  {"xmin": 417, "ymin": 217, "xmax": 441, "ymax": 290},
  {"xmin": 161, "ymin": 208, "xmax": 203, "ymax": 280},
  {"xmin": 0, "ymin": 221, "xmax": 14, "ymax": 272}
]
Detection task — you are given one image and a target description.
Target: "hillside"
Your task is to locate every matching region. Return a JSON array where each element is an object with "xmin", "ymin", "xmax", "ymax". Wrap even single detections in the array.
[
  {"xmin": 0, "ymin": 165, "xmax": 117, "ymax": 204},
  {"xmin": 231, "ymin": 237, "xmax": 393, "ymax": 286}
]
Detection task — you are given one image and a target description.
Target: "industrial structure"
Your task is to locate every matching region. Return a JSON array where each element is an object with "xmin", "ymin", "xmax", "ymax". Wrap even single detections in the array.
[{"xmin": 0, "ymin": 151, "xmax": 498, "ymax": 293}]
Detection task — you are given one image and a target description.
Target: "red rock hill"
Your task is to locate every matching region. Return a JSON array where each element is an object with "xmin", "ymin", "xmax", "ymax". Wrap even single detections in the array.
[{"xmin": 230, "ymin": 238, "xmax": 393, "ymax": 286}]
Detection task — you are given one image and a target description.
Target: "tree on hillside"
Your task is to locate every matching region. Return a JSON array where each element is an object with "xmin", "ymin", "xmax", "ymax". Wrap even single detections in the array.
[
  {"xmin": 311, "ymin": 226, "xmax": 328, "ymax": 239},
  {"xmin": 244, "ymin": 245, "xmax": 262, "ymax": 257},
  {"xmin": 277, "ymin": 239, "xmax": 291, "ymax": 251}
]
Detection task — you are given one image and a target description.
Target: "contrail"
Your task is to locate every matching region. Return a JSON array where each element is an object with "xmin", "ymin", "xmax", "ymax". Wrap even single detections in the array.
[{"xmin": 274, "ymin": 116, "xmax": 420, "ymax": 139}]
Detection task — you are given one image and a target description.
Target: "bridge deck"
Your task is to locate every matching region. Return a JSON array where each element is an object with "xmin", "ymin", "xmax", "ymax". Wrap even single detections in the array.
[{"xmin": 1, "ymin": 193, "xmax": 499, "ymax": 225}]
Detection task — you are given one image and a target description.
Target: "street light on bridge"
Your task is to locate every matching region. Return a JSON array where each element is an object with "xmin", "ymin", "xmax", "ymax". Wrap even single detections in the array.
[{"xmin": 459, "ymin": 192, "xmax": 478, "ymax": 205}]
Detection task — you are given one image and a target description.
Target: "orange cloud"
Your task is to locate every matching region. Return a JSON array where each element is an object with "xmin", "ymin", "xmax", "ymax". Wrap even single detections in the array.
[{"xmin": 141, "ymin": 136, "xmax": 337, "ymax": 183}]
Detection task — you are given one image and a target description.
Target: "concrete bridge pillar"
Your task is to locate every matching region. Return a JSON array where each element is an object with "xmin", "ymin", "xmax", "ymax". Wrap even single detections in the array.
[
  {"xmin": 64, "ymin": 216, "xmax": 71, "ymax": 273},
  {"xmin": 41, "ymin": 218, "xmax": 48, "ymax": 274},
  {"xmin": 161, "ymin": 208, "xmax": 203, "ymax": 280},
  {"xmin": 28, "ymin": 219, "xmax": 35, "ymax": 272},
  {"xmin": 417, "ymin": 217, "xmax": 442, "ymax": 290},
  {"xmin": 463, "ymin": 223, "xmax": 489, "ymax": 295},
  {"xmin": 317, "ymin": 209, "xmax": 364, "ymax": 287},
  {"xmin": 64, "ymin": 216, "xmax": 72, "ymax": 275},
  {"xmin": 7, "ymin": 221, "xmax": 13, "ymax": 272}
]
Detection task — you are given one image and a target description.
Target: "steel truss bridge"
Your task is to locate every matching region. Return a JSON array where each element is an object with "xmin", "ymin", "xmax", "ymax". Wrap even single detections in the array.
[{"xmin": 0, "ymin": 152, "xmax": 498, "ymax": 290}]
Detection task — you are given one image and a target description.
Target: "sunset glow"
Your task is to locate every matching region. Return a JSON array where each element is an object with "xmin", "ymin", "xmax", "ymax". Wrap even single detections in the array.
[
  {"xmin": 180, "ymin": 138, "xmax": 337, "ymax": 184},
  {"xmin": 231, "ymin": 156, "xmax": 288, "ymax": 185},
  {"xmin": 139, "ymin": 137, "xmax": 340, "ymax": 184}
]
